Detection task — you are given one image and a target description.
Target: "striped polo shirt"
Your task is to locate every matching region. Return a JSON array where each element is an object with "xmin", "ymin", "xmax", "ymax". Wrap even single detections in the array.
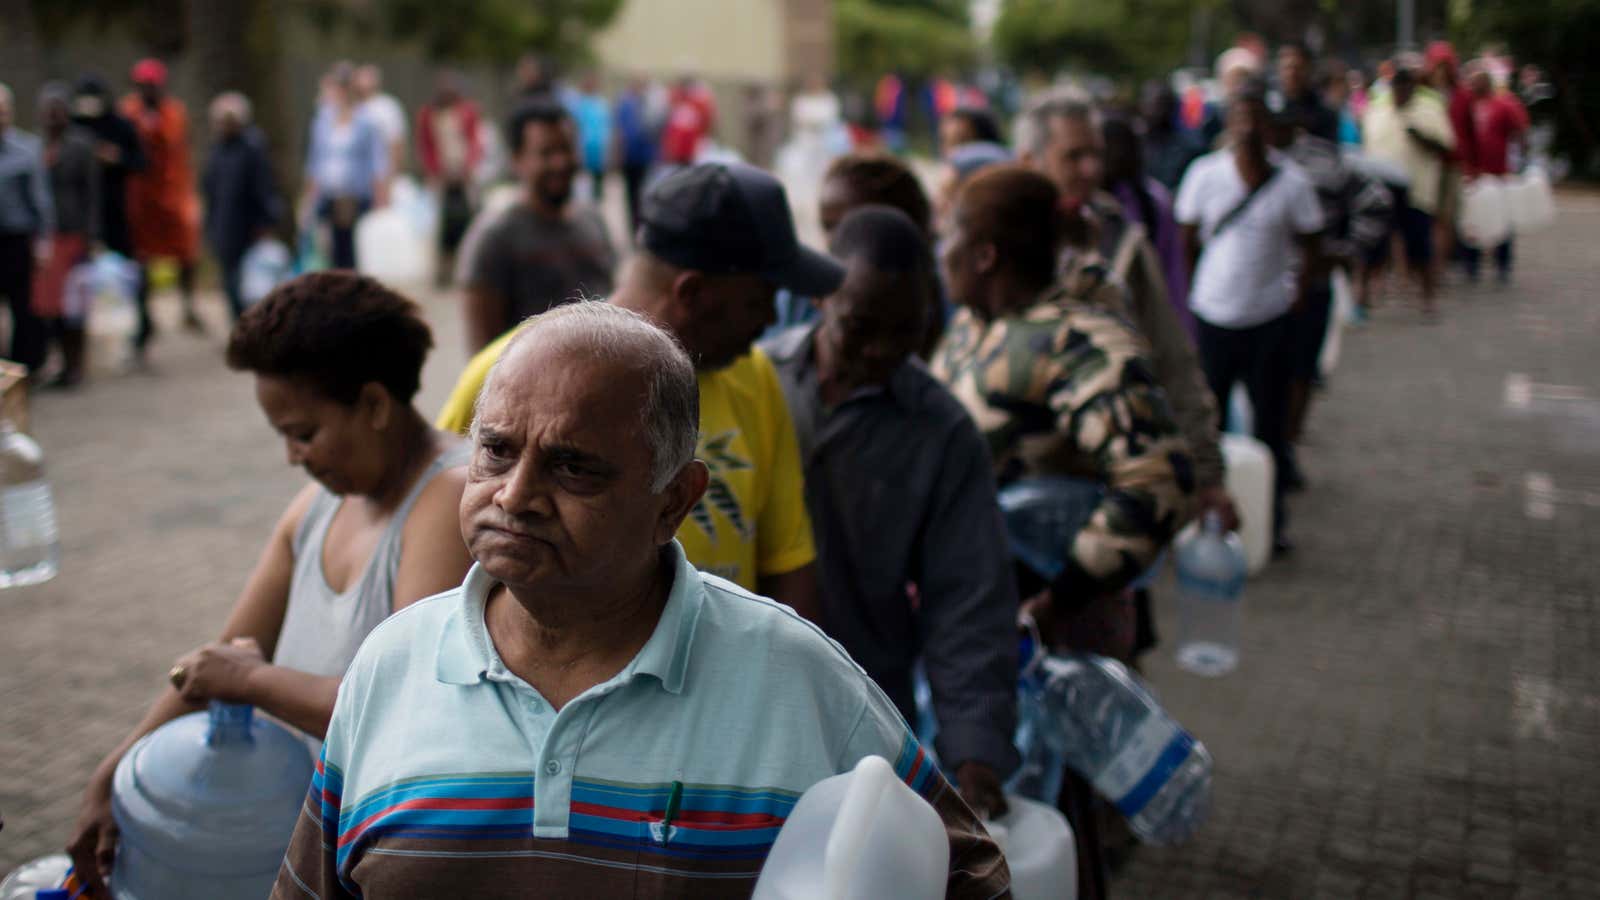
[{"xmin": 273, "ymin": 542, "xmax": 1009, "ymax": 899}]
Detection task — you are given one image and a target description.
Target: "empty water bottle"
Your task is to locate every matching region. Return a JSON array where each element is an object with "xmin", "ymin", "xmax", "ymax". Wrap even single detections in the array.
[
  {"xmin": 1027, "ymin": 653, "xmax": 1211, "ymax": 845},
  {"xmin": 0, "ymin": 854, "xmax": 70, "ymax": 900},
  {"xmin": 0, "ymin": 419, "xmax": 59, "ymax": 588},
  {"xmin": 1174, "ymin": 511, "xmax": 1247, "ymax": 676}
]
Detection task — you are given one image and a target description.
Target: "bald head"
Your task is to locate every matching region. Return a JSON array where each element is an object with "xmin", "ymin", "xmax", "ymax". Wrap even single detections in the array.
[{"xmin": 478, "ymin": 302, "xmax": 699, "ymax": 492}]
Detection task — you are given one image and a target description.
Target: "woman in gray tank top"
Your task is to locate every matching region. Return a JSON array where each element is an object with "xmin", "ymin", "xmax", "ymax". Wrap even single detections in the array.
[{"xmin": 69, "ymin": 273, "xmax": 474, "ymax": 891}]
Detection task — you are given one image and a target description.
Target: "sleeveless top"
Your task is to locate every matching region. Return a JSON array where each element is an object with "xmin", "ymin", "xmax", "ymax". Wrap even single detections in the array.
[{"xmin": 274, "ymin": 443, "xmax": 470, "ymax": 685}]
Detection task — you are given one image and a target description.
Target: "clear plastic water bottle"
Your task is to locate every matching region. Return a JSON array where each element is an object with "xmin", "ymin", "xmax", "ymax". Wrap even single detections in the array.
[
  {"xmin": 1174, "ymin": 511, "xmax": 1247, "ymax": 676},
  {"xmin": 0, "ymin": 854, "xmax": 70, "ymax": 900},
  {"xmin": 1029, "ymin": 653, "xmax": 1212, "ymax": 846},
  {"xmin": 0, "ymin": 420, "xmax": 59, "ymax": 588}
]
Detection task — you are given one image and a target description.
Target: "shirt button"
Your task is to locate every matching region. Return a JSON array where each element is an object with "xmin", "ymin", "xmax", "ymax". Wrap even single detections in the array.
[{"xmin": 544, "ymin": 759, "xmax": 562, "ymax": 776}]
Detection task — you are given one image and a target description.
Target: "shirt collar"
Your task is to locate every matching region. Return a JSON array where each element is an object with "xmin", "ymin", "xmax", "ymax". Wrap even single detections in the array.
[
  {"xmin": 765, "ymin": 322, "xmax": 923, "ymax": 412},
  {"xmin": 435, "ymin": 541, "xmax": 705, "ymax": 695}
]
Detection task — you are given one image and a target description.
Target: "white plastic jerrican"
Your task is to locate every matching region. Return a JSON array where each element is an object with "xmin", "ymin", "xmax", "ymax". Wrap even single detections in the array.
[
  {"xmin": 356, "ymin": 179, "xmax": 433, "ymax": 286},
  {"xmin": 1505, "ymin": 168, "xmax": 1555, "ymax": 234},
  {"xmin": 0, "ymin": 854, "xmax": 71, "ymax": 899},
  {"xmin": 1459, "ymin": 176, "xmax": 1510, "ymax": 249},
  {"xmin": 239, "ymin": 238, "xmax": 293, "ymax": 308},
  {"xmin": 985, "ymin": 795, "xmax": 1077, "ymax": 900},
  {"xmin": 1188, "ymin": 434, "xmax": 1274, "ymax": 575},
  {"xmin": 752, "ymin": 755, "xmax": 948, "ymax": 900}
]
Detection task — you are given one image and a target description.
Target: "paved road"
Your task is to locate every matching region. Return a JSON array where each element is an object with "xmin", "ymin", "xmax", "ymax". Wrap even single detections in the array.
[{"xmin": 3, "ymin": 197, "xmax": 1598, "ymax": 897}]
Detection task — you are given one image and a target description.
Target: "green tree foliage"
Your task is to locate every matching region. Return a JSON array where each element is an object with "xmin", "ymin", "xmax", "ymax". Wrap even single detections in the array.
[
  {"xmin": 836, "ymin": 0, "xmax": 978, "ymax": 85},
  {"xmin": 335, "ymin": 0, "xmax": 625, "ymax": 66},
  {"xmin": 992, "ymin": 0, "xmax": 1211, "ymax": 78}
]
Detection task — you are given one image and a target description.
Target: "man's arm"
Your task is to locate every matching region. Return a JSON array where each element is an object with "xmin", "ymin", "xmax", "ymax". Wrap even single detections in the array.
[
  {"xmin": 914, "ymin": 417, "xmax": 1020, "ymax": 812},
  {"xmin": 754, "ymin": 352, "xmax": 821, "ymax": 619},
  {"xmin": 757, "ymin": 562, "xmax": 820, "ymax": 625},
  {"xmin": 272, "ymin": 722, "xmax": 357, "ymax": 898},
  {"xmin": 1046, "ymin": 318, "xmax": 1195, "ymax": 608},
  {"xmin": 1128, "ymin": 240, "xmax": 1225, "ymax": 495}
]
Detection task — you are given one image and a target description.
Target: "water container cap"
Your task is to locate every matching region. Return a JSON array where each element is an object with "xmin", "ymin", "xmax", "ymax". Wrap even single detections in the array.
[
  {"xmin": 34, "ymin": 891, "xmax": 70, "ymax": 900},
  {"xmin": 110, "ymin": 701, "xmax": 314, "ymax": 879}
]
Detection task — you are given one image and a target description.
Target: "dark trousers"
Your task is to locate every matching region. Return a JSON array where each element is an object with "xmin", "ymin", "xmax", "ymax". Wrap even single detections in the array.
[
  {"xmin": 622, "ymin": 163, "xmax": 651, "ymax": 236},
  {"xmin": 319, "ymin": 196, "xmax": 369, "ymax": 270},
  {"xmin": 0, "ymin": 233, "xmax": 47, "ymax": 371},
  {"xmin": 1462, "ymin": 239, "xmax": 1513, "ymax": 280},
  {"xmin": 220, "ymin": 257, "xmax": 246, "ymax": 322},
  {"xmin": 1197, "ymin": 312, "xmax": 1295, "ymax": 538}
]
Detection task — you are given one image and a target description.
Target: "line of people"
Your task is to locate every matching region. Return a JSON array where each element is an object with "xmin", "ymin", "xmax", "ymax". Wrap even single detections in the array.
[{"xmin": 59, "ymin": 40, "xmax": 1526, "ymax": 897}]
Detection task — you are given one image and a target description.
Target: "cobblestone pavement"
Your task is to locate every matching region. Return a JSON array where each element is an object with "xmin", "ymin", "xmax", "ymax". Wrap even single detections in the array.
[{"xmin": 3, "ymin": 198, "xmax": 1599, "ymax": 897}]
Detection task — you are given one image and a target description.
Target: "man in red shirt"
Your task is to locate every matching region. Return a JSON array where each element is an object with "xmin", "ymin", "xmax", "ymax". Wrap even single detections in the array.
[
  {"xmin": 660, "ymin": 77, "xmax": 716, "ymax": 166},
  {"xmin": 1461, "ymin": 61, "xmax": 1530, "ymax": 283}
]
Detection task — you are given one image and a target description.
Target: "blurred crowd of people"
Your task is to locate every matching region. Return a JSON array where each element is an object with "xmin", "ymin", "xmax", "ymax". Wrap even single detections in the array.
[{"xmin": 3, "ymin": 29, "xmax": 1556, "ymax": 900}]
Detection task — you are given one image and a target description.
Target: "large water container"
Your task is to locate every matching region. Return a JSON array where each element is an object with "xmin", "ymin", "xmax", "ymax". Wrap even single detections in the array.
[
  {"xmin": 1173, "ymin": 512, "xmax": 1248, "ymax": 676},
  {"xmin": 986, "ymin": 795, "xmax": 1077, "ymax": 900},
  {"xmin": 752, "ymin": 755, "xmax": 948, "ymax": 900},
  {"xmin": 0, "ymin": 854, "xmax": 71, "ymax": 899},
  {"xmin": 355, "ymin": 204, "xmax": 432, "ymax": 286},
  {"xmin": 1026, "ymin": 654, "xmax": 1212, "ymax": 846},
  {"xmin": 110, "ymin": 702, "xmax": 314, "ymax": 899},
  {"xmin": 1210, "ymin": 433, "xmax": 1274, "ymax": 575},
  {"xmin": 1459, "ymin": 176, "xmax": 1510, "ymax": 249},
  {"xmin": 1505, "ymin": 168, "xmax": 1555, "ymax": 234},
  {"xmin": 239, "ymin": 238, "xmax": 293, "ymax": 308}
]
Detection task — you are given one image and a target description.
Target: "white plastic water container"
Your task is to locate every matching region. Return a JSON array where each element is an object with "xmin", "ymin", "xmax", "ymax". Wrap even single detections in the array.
[
  {"xmin": 239, "ymin": 238, "xmax": 293, "ymax": 308},
  {"xmin": 355, "ymin": 205, "xmax": 432, "ymax": 286},
  {"xmin": 1459, "ymin": 176, "xmax": 1510, "ymax": 249},
  {"xmin": 110, "ymin": 702, "xmax": 314, "ymax": 899},
  {"xmin": 0, "ymin": 854, "xmax": 70, "ymax": 899},
  {"xmin": 83, "ymin": 251, "xmax": 140, "ymax": 375},
  {"xmin": 752, "ymin": 755, "xmax": 948, "ymax": 900},
  {"xmin": 1211, "ymin": 433, "xmax": 1274, "ymax": 575},
  {"xmin": 986, "ymin": 796, "xmax": 1077, "ymax": 900},
  {"xmin": 1173, "ymin": 512, "xmax": 1248, "ymax": 676},
  {"xmin": 1505, "ymin": 168, "xmax": 1555, "ymax": 234}
]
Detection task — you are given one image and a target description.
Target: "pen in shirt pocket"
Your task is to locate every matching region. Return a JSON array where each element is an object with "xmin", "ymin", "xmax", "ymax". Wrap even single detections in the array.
[{"xmin": 649, "ymin": 779, "xmax": 684, "ymax": 846}]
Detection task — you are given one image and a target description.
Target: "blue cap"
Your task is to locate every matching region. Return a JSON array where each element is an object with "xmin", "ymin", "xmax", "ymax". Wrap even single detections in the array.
[{"xmin": 37, "ymin": 890, "xmax": 72, "ymax": 900}]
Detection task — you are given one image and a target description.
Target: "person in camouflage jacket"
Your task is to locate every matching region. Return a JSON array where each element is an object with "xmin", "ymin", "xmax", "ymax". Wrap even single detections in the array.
[{"xmin": 933, "ymin": 165, "xmax": 1195, "ymax": 635}]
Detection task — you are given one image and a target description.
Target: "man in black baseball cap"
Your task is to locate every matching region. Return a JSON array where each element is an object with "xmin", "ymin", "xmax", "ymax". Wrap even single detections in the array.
[{"xmin": 436, "ymin": 161, "xmax": 836, "ymax": 620}]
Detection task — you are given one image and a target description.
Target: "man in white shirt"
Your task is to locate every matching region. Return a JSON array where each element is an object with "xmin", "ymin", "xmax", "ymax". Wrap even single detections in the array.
[
  {"xmin": 1176, "ymin": 81, "xmax": 1323, "ymax": 554},
  {"xmin": 355, "ymin": 64, "xmax": 407, "ymax": 183}
]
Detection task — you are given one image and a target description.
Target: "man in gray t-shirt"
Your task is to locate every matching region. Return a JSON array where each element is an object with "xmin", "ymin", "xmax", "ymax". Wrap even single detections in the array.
[{"xmin": 462, "ymin": 99, "xmax": 616, "ymax": 353}]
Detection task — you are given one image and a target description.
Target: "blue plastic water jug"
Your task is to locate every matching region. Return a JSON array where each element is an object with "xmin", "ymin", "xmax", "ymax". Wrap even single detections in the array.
[{"xmin": 110, "ymin": 702, "xmax": 314, "ymax": 899}]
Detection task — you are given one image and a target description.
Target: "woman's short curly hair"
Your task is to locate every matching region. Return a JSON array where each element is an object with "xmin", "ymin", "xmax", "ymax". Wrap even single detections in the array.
[
  {"xmin": 822, "ymin": 152, "xmax": 933, "ymax": 235},
  {"xmin": 226, "ymin": 272, "xmax": 434, "ymax": 405}
]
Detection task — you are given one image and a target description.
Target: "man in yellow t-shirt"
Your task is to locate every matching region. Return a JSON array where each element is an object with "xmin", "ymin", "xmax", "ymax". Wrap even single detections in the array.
[{"xmin": 437, "ymin": 163, "xmax": 843, "ymax": 620}]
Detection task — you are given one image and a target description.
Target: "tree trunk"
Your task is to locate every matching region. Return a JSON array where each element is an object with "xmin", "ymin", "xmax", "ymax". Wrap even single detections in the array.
[{"xmin": 0, "ymin": 0, "xmax": 47, "ymax": 127}]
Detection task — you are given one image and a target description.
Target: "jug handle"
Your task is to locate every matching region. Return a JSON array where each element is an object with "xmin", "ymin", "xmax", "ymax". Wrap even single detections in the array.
[{"xmin": 823, "ymin": 755, "xmax": 894, "ymax": 898}]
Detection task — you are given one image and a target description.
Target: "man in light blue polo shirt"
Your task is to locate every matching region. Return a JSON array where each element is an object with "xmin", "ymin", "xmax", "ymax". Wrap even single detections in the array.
[{"xmin": 273, "ymin": 302, "xmax": 1009, "ymax": 899}]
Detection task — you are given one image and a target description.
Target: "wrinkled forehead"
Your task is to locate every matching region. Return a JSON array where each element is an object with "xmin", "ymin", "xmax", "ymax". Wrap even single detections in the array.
[{"xmin": 478, "ymin": 340, "xmax": 650, "ymax": 444}]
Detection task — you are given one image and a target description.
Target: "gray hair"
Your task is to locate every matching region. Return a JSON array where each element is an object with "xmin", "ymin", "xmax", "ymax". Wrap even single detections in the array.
[
  {"xmin": 474, "ymin": 301, "xmax": 700, "ymax": 493},
  {"xmin": 209, "ymin": 91, "xmax": 252, "ymax": 125},
  {"xmin": 1014, "ymin": 88, "xmax": 1101, "ymax": 159}
]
